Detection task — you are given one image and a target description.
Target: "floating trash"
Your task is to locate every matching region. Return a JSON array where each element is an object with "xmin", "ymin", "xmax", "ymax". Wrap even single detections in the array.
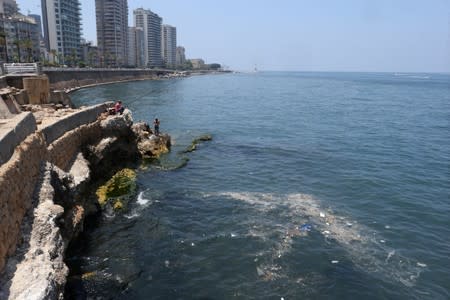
[
  {"xmin": 322, "ymin": 230, "xmax": 330, "ymax": 235},
  {"xmin": 331, "ymin": 260, "xmax": 339, "ymax": 264},
  {"xmin": 380, "ymin": 240, "xmax": 386, "ymax": 243},
  {"xmin": 319, "ymin": 212, "xmax": 326, "ymax": 218},
  {"xmin": 417, "ymin": 262, "xmax": 427, "ymax": 268},
  {"xmin": 385, "ymin": 225, "xmax": 391, "ymax": 229},
  {"xmin": 299, "ymin": 223, "xmax": 312, "ymax": 232},
  {"xmin": 346, "ymin": 222, "xmax": 353, "ymax": 227}
]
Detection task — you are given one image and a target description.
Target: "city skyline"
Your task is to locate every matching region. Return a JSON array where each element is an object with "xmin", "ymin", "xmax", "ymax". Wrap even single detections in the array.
[{"xmin": 15, "ymin": 0, "xmax": 450, "ymax": 72}]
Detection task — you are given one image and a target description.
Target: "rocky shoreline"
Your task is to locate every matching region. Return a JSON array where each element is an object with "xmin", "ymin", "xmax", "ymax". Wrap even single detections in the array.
[{"xmin": 0, "ymin": 106, "xmax": 170, "ymax": 300}]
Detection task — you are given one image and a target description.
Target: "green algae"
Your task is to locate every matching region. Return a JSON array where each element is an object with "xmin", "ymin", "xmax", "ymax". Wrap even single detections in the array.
[
  {"xmin": 181, "ymin": 134, "xmax": 212, "ymax": 153},
  {"xmin": 96, "ymin": 168, "xmax": 136, "ymax": 210}
]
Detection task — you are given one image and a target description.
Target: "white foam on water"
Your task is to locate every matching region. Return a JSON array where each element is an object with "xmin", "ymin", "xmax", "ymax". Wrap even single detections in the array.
[
  {"xmin": 137, "ymin": 191, "xmax": 150, "ymax": 206},
  {"xmin": 213, "ymin": 191, "xmax": 425, "ymax": 287},
  {"xmin": 124, "ymin": 191, "xmax": 153, "ymax": 219}
]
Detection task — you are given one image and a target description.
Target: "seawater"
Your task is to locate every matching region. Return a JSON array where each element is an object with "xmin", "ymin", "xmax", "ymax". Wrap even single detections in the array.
[{"xmin": 67, "ymin": 72, "xmax": 450, "ymax": 299}]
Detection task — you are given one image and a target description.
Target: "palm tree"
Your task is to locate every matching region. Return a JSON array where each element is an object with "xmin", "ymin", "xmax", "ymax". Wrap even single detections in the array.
[
  {"xmin": 13, "ymin": 39, "xmax": 21, "ymax": 62},
  {"xmin": 21, "ymin": 39, "xmax": 33, "ymax": 62},
  {"xmin": 50, "ymin": 49, "xmax": 57, "ymax": 65},
  {"xmin": 0, "ymin": 30, "xmax": 8, "ymax": 63}
]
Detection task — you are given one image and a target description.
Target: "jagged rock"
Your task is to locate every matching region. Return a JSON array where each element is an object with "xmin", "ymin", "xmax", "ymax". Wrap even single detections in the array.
[
  {"xmin": 99, "ymin": 109, "xmax": 133, "ymax": 136},
  {"xmin": 137, "ymin": 133, "xmax": 171, "ymax": 158}
]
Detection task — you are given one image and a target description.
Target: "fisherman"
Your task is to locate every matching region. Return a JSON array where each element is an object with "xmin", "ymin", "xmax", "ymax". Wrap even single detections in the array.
[{"xmin": 153, "ymin": 118, "xmax": 160, "ymax": 136}]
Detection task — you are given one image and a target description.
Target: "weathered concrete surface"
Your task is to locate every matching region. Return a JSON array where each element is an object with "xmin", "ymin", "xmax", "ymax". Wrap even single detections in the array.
[
  {"xmin": 0, "ymin": 112, "xmax": 37, "ymax": 165},
  {"xmin": 0, "ymin": 133, "xmax": 47, "ymax": 272},
  {"xmin": 23, "ymin": 76, "xmax": 50, "ymax": 105},
  {"xmin": 40, "ymin": 103, "xmax": 108, "ymax": 145},
  {"xmin": 4, "ymin": 165, "xmax": 68, "ymax": 300}
]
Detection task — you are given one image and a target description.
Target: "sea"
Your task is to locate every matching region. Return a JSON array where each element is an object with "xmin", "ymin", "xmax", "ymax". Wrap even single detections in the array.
[{"xmin": 66, "ymin": 72, "xmax": 450, "ymax": 299}]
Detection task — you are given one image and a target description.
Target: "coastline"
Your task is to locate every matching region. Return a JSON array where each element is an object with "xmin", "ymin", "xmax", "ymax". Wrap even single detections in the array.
[{"xmin": 0, "ymin": 104, "xmax": 171, "ymax": 299}]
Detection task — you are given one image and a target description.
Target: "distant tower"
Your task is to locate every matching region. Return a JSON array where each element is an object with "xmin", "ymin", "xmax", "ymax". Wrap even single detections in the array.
[
  {"xmin": 128, "ymin": 26, "xmax": 145, "ymax": 68},
  {"xmin": 96, "ymin": 0, "xmax": 128, "ymax": 67},
  {"xmin": 134, "ymin": 8, "xmax": 163, "ymax": 67},
  {"xmin": 161, "ymin": 24, "xmax": 176, "ymax": 67},
  {"xmin": 41, "ymin": 0, "xmax": 82, "ymax": 63},
  {"xmin": 176, "ymin": 46, "xmax": 186, "ymax": 66}
]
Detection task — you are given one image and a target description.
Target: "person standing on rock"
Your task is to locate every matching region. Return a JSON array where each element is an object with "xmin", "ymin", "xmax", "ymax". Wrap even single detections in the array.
[{"xmin": 153, "ymin": 118, "xmax": 160, "ymax": 136}]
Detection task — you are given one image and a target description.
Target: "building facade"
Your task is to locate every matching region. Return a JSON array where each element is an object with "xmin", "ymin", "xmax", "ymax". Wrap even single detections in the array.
[
  {"xmin": 161, "ymin": 24, "xmax": 176, "ymax": 68},
  {"xmin": 80, "ymin": 39, "xmax": 99, "ymax": 67},
  {"xmin": 190, "ymin": 58, "xmax": 205, "ymax": 69},
  {"xmin": 175, "ymin": 46, "xmax": 186, "ymax": 66},
  {"xmin": 127, "ymin": 26, "xmax": 145, "ymax": 68},
  {"xmin": 41, "ymin": 0, "xmax": 82, "ymax": 65},
  {"xmin": 0, "ymin": 14, "xmax": 40, "ymax": 63},
  {"xmin": 134, "ymin": 8, "xmax": 162, "ymax": 68},
  {"xmin": 95, "ymin": 0, "xmax": 128, "ymax": 68},
  {"xmin": 0, "ymin": 0, "xmax": 19, "ymax": 17}
]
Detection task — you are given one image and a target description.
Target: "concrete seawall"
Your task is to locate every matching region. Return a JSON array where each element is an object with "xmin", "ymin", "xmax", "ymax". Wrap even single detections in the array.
[
  {"xmin": 44, "ymin": 69, "xmax": 174, "ymax": 90},
  {"xmin": 0, "ymin": 112, "xmax": 37, "ymax": 165},
  {"xmin": 0, "ymin": 103, "xmax": 108, "ymax": 272}
]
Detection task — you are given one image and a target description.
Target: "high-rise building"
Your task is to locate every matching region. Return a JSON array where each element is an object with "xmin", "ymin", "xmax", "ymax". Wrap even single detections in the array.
[
  {"xmin": 28, "ymin": 14, "xmax": 43, "ymax": 39},
  {"xmin": 1, "ymin": 14, "xmax": 40, "ymax": 63},
  {"xmin": 176, "ymin": 46, "xmax": 186, "ymax": 67},
  {"xmin": 128, "ymin": 26, "xmax": 145, "ymax": 68},
  {"xmin": 95, "ymin": 0, "xmax": 128, "ymax": 68},
  {"xmin": 41, "ymin": 0, "xmax": 82, "ymax": 64},
  {"xmin": 134, "ymin": 8, "xmax": 162, "ymax": 68},
  {"xmin": 0, "ymin": 0, "xmax": 19, "ymax": 16},
  {"xmin": 161, "ymin": 24, "xmax": 176, "ymax": 67}
]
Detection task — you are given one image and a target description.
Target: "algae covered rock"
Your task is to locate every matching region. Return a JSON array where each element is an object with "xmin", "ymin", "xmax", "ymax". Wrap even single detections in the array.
[
  {"xmin": 137, "ymin": 133, "xmax": 171, "ymax": 158},
  {"xmin": 182, "ymin": 134, "xmax": 212, "ymax": 153},
  {"xmin": 95, "ymin": 168, "xmax": 136, "ymax": 211}
]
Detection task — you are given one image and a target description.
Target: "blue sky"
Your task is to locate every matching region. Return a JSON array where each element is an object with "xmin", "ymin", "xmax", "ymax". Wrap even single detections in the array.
[{"xmin": 17, "ymin": 0, "xmax": 450, "ymax": 72}]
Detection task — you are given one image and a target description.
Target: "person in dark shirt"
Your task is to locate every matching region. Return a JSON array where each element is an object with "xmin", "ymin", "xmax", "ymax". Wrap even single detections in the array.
[{"xmin": 153, "ymin": 118, "xmax": 160, "ymax": 136}]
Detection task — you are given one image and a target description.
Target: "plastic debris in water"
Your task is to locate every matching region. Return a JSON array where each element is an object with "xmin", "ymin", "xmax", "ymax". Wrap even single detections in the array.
[
  {"xmin": 346, "ymin": 222, "xmax": 353, "ymax": 227},
  {"xmin": 322, "ymin": 230, "xmax": 330, "ymax": 235},
  {"xmin": 380, "ymin": 239, "xmax": 386, "ymax": 243},
  {"xmin": 299, "ymin": 223, "xmax": 312, "ymax": 232},
  {"xmin": 331, "ymin": 260, "xmax": 339, "ymax": 264},
  {"xmin": 165, "ymin": 260, "xmax": 170, "ymax": 268},
  {"xmin": 191, "ymin": 242, "xmax": 195, "ymax": 246},
  {"xmin": 385, "ymin": 225, "xmax": 391, "ymax": 229},
  {"xmin": 319, "ymin": 212, "xmax": 326, "ymax": 218},
  {"xmin": 417, "ymin": 262, "xmax": 427, "ymax": 268}
]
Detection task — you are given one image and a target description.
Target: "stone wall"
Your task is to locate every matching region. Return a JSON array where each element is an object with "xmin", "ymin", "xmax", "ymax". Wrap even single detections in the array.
[
  {"xmin": 0, "ymin": 105, "xmax": 107, "ymax": 272},
  {"xmin": 40, "ymin": 103, "xmax": 108, "ymax": 145},
  {"xmin": 23, "ymin": 76, "xmax": 50, "ymax": 105},
  {"xmin": 0, "ymin": 112, "xmax": 37, "ymax": 165},
  {"xmin": 0, "ymin": 133, "xmax": 47, "ymax": 271},
  {"xmin": 44, "ymin": 69, "xmax": 172, "ymax": 90}
]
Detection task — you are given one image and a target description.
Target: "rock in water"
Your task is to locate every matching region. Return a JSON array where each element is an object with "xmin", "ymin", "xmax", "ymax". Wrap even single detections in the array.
[
  {"xmin": 95, "ymin": 168, "xmax": 137, "ymax": 211},
  {"xmin": 181, "ymin": 134, "xmax": 212, "ymax": 153}
]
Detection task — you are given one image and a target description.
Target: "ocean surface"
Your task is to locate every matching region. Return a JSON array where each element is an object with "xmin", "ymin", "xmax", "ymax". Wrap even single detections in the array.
[{"xmin": 67, "ymin": 72, "xmax": 449, "ymax": 299}]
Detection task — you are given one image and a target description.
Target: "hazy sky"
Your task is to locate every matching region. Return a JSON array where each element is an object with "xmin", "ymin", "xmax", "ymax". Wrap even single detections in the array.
[{"xmin": 17, "ymin": 0, "xmax": 450, "ymax": 72}]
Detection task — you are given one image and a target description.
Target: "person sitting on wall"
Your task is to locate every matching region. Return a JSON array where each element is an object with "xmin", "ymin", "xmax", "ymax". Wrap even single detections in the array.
[{"xmin": 114, "ymin": 100, "xmax": 125, "ymax": 115}]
